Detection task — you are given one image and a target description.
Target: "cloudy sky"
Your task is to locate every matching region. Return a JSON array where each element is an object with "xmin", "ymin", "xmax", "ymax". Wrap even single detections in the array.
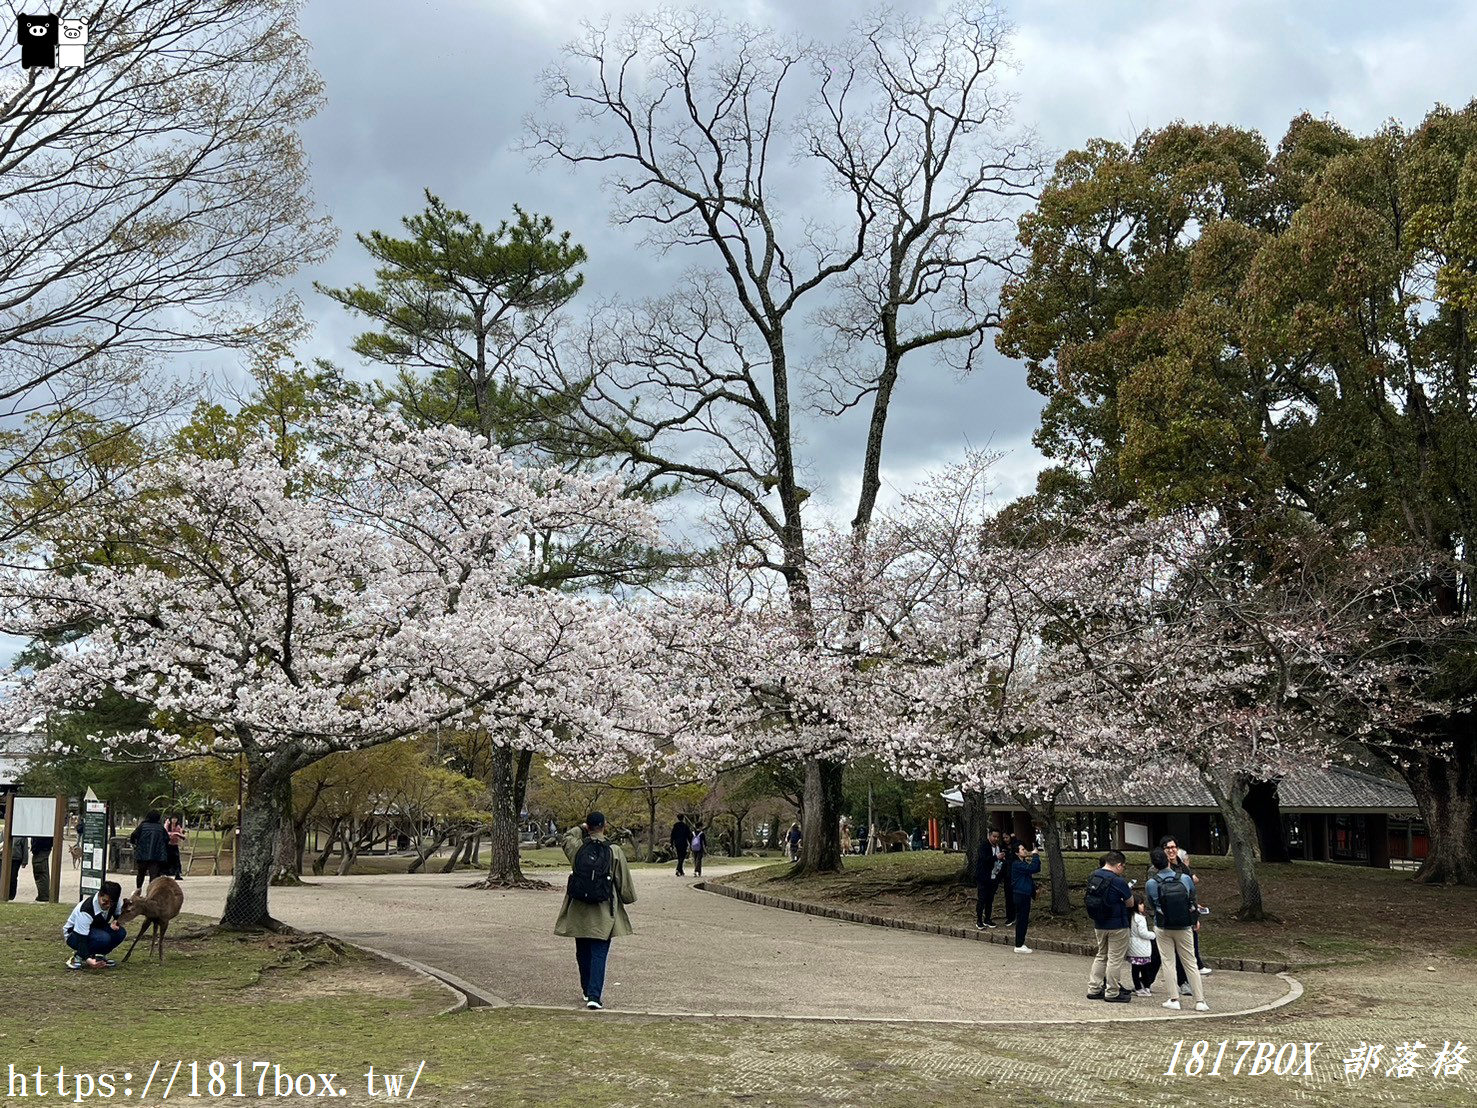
[{"xmin": 270, "ymin": 0, "xmax": 1475, "ymax": 521}]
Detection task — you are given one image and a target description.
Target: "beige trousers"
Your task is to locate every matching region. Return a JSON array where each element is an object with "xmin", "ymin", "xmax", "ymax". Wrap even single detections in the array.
[
  {"xmin": 1088, "ymin": 927, "xmax": 1132, "ymax": 996},
  {"xmin": 1158, "ymin": 927, "xmax": 1204, "ymax": 1003}
]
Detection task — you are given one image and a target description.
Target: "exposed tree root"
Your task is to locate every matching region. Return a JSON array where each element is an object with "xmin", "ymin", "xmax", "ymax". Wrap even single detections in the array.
[{"xmin": 461, "ymin": 875, "xmax": 555, "ymax": 891}]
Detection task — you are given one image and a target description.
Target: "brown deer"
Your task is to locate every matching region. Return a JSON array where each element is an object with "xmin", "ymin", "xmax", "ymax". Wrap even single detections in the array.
[
  {"xmin": 119, "ymin": 876, "xmax": 184, "ymax": 964},
  {"xmin": 69, "ymin": 843, "xmax": 83, "ymax": 868}
]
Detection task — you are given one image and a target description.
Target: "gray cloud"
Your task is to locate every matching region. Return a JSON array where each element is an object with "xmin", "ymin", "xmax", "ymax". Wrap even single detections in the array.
[{"xmin": 277, "ymin": 0, "xmax": 1476, "ymax": 512}]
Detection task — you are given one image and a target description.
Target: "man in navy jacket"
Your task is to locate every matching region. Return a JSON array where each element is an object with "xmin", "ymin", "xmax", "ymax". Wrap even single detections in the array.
[{"xmin": 1085, "ymin": 850, "xmax": 1134, "ymax": 1001}]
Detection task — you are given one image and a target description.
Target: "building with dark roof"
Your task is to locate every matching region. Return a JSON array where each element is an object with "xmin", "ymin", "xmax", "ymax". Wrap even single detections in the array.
[{"xmin": 945, "ymin": 765, "xmax": 1424, "ymax": 868}]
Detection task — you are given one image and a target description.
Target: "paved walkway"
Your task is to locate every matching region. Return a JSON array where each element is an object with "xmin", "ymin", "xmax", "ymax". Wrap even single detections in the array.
[{"xmin": 157, "ymin": 864, "xmax": 1290, "ymax": 1023}]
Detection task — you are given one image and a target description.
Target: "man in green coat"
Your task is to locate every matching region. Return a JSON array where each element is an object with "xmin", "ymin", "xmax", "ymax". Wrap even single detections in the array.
[{"xmin": 554, "ymin": 812, "xmax": 636, "ymax": 1010}]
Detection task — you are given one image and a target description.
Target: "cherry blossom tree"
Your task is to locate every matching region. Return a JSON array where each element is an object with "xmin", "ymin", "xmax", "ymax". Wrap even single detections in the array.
[{"xmin": 0, "ymin": 406, "xmax": 664, "ymax": 927}]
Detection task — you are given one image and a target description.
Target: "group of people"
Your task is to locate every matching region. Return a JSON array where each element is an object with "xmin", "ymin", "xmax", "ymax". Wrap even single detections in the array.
[
  {"xmin": 667, "ymin": 815, "xmax": 707, "ymax": 876},
  {"xmin": 972, "ymin": 828, "xmax": 1044, "ymax": 953},
  {"xmin": 127, "ymin": 811, "xmax": 187, "ymax": 889},
  {"xmin": 972, "ymin": 829, "xmax": 1213, "ymax": 1010}
]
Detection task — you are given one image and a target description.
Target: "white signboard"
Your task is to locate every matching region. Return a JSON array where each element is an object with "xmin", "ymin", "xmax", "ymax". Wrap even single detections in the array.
[
  {"xmin": 1123, "ymin": 820, "xmax": 1150, "ymax": 849},
  {"xmin": 10, "ymin": 796, "xmax": 57, "ymax": 837}
]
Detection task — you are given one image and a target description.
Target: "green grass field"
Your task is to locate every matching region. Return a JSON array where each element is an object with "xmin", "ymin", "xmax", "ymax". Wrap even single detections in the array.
[{"xmin": 5, "ymin": 873, "xmax": 1475, "ymax": 1107}]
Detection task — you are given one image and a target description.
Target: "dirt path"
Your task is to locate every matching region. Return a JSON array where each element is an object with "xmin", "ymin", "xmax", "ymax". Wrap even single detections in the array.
[{"xmin": 175, "ymin": 863, "xmax": 1292, "ymax": 1023}]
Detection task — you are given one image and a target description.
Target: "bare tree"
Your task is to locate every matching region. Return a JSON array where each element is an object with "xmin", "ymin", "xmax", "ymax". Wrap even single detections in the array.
[
  {"xmin": 531, "ymin": 8, "xmax": 1040, "ymax": 874},
  {"xmin": 0, "ymin": 0, "xmax": 336, "ymax": 542}
]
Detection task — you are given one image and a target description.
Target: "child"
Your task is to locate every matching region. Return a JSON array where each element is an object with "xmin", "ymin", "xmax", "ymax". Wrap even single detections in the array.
[
  {"xmin": 1127, "ymin": 893, "xmax": 1158, "ymax": 997},
  {"xmin": 64, "ymin": 880, "xmax": 126, "ymax": 970}
]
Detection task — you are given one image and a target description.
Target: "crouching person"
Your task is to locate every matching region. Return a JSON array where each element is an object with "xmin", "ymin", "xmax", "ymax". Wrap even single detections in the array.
[
  {"xmin": 555, "ymin": 812, "xmax": 636, "ymax": 1010},
  {"xmin": 64, "ymin": 880, "xmax": 126, "ymax": 970}
]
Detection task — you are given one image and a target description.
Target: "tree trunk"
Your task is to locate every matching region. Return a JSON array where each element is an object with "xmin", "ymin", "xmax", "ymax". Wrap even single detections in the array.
[
  {"xmin": 1206, "ymin": 772, "xmax": 1269, "ymax": 920},
  {"xmin": 958, "ymin": 790, "xmax": 989, "ymax": 885},
  {"xmin": 467, "ymin": 746, "xmax": 549, "ymax": 888},
  {"xmin": 337, "ymin": 821, "xmax": 366, "ymax": 877},
  {"xmin": 439, "ymin": 831, "xmax": 465, "ymax": 873},
  {"xmin": 1402, "ymin": 740, "xmax": 1477, "ymax": 885},
  {"xmin": 793, "ymin": 758, "xmax": 844, "ymax": 876},
  {"xmin": 220, "ymin": 756, "xmax": 292, "ymax": 929},
  {"xmin": 1241, "ymin": 778, "xmax": 1291, "ymax": 864},
  {"xmin": 311, "ymin": 818, "xmax": 341, "ymax": 876},
  {"xmin": 269, "ymin": 776, "xmax": 302, "ymax": 886},
  {"xmin": 647, "ymin": 789, "xmax": 659, "ymax": 864},
  {"xmin": 1040, "ymin": 811, "xmax": 1069, "ymax": 916},
  {"xmin": 408, "ymin": 824, "xmax": 449, "ymax": 874}
]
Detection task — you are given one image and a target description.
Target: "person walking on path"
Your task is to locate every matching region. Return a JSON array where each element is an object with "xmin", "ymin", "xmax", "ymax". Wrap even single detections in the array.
[
  {"xmin": 1009, "ymin": 842, "xmax": 1040, "ymax": 953},
  {"xmin": 555, "ymin": 812, "xmax": 637, "ymax": 1010},
  {"xmin": 690, "ymin": 825, "xmax": 706, "ymax": 877},
  {"xmin": 1146, "ymin": 847, "xmax": 1208, "ymax": 1011},
  {"xmin": 670, "ymin": 815, "xmax": 693, "ymax": 876},
  {"xmin": 786, "ymin": 822, "xmax": 802, "ymax": 861},
  {"xmin": 129, "ymin": 811, "xmax": 169, "ymax": 891},
  {"xmin": 1127, "ymin": 894, "xmax": 1159, "ymax": 997},
  {"xmin": 975, "ymin": 829, "xmax": 1004, "ymax": 930},
  {"xmin": 1084, "ymin": 849, "xmax": 1134, "ymax": 1002}
]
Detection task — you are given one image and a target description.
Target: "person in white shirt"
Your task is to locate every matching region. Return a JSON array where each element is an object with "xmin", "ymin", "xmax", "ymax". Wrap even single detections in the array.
[{"xmin": 64, "ymin": 880, "xmax": 127, "ymax": 970}]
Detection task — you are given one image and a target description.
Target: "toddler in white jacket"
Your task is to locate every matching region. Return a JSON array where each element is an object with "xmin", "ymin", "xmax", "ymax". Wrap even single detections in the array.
[{"xmin": 1127, "ymin": 894, "xmax": 1158, "ymax": 997}]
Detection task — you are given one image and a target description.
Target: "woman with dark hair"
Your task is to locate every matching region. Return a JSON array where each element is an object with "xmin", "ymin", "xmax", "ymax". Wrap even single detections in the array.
[
  {"xmin": 164, "ymin": 816, "xmax": 186, "ymax": 879},
  {"xmin": 1010, "ymin": 842, "xmax": 1041, "ymax": 953},
  {"xmin": 128, "ymin": 810, "xmax": 169, "ymax": 891}
]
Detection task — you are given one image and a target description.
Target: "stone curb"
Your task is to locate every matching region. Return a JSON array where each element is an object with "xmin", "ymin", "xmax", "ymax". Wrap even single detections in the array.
[
  {"xmin": 697, "ymin": 881, "xmax": 1291, "ymax": 975},
  {"xmin": 350, "ymin": 941, "xmax": 509, "ymax": 1014}
]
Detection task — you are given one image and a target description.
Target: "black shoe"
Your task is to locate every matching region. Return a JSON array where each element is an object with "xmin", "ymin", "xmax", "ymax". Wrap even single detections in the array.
[
  {"xmin": 1086, "ymin": 990, "xmax": 1105, "ymax": 1000},
  {"xmin": 1103, "ymin": 991, "xmax": 1132, "ymax": 1003},
  {"xmin": 984, "ymin": 921, "xmax": 996, "ymax": 929}
]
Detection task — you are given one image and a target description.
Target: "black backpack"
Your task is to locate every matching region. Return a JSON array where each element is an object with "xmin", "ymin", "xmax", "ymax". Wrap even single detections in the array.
[
  {"xmin": 1155, "ymin": 873, "xmax": 1194, "ymax": 928},
  {"xmin": 1084, "ymin": 870, "xmax": 1113, "ymax": 922},
  {"xmin": 567, "ymin": 838, "xmax": 615, "ymax": 905}
]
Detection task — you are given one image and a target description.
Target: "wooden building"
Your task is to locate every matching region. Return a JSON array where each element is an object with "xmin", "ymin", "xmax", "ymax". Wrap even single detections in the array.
[{"xmin": 955, "ymin": 765, "xmax": 1423, "ymax": 868}]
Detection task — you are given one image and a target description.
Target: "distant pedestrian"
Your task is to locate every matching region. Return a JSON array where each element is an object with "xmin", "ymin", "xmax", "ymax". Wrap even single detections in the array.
[
  {"xmin": 1146, "ymin": 846, "xmax": 1207, "ymax": 1011},
  {"xmin": 1003, "ymin": 834, "xmax": 1022, "ymax": 925},
  {"xmin": 31, "ymin": 835, "xmax": 53, "ymax": 901},
  {"xmin": 1009, "ymin": 842, "xmax": 1040, "ymax": 953},
  {"xmin": 974, "ymin": 829, "xmax": 1004, "ymax": 930},
  {"xmin": 555, "ymin": 812, "xmax": 636, "ymax": 1011},
  {"xmin": 670, "ymin": 815, "xmax": 693, "ymax": 876},
  {"xmin": 1127, "ymin": 894, "xmax": 1158, "ymax": 997},
  {"xmin": 129, "ymin": 811, "xmax": 169, "ymax": 891},
  {"xmin": 5, "ymin": 833, "xmax": 27, "ymax": 901},
  {"xmin": 786, "ymin": 823, "xmax": 801, "ymax": 862},
  {"xmin": 165, "ymin": 818, "xmax": 186, "ymax": 880},
  {"xmin": 690, "ymin": 825, "xmax": 706, "ymax": 877},
  {"xmin": 1084, "ymin": 849, "xmax": 1133, "ymax": 1002}
]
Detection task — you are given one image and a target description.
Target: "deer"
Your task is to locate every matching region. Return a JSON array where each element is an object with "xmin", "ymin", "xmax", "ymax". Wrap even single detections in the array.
[
  {"xmin": 69, "ymin": 843, "xmax": 83, "ymax": 868},
  {"xmin": 119, "ymin": 876, "xmax": 184, "ymax": 964}
]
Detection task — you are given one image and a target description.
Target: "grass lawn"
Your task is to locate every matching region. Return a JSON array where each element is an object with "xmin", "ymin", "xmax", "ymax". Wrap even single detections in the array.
[
  {"xmin": 719, "ymin": 849, "xmax": 1477, "ymax": 969},
  {"xmin": 3, "ymin": 899, "xmax": 1474, "ymax": 1106}
]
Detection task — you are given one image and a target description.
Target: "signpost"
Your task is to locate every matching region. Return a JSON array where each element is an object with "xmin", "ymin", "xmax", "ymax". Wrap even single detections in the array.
[{"xmin": 79, "ymin": 788, "xmax": 109, "ymax": 900}]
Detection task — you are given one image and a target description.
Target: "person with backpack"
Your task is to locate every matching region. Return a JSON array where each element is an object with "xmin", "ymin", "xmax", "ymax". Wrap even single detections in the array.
[
  {"xmin": 555, "ymin": 812, "xmax": 636, "ymax": 1010},
  {"xmin": 1157, "ymin": 835, "xmax": 1210, "ymax": 976},
  {"xmin": 1084, "ymin": 849, "xmax": 1134, "ymax": 1002},
  {"xmin": 1146, "ymin": 846, "xmax": 1208, "ymax": 1011},
  {"xmin": 670, "ymin": 814, "xmax": 693, "ymax": 876},
  {"xmin": 974, "ymin": 829, "xmax": 1004, "ymax": 930},
  {"xmin": 63, "ymin": 879, "xmax": 126, "ymax": 969},
  {"xmin": 1009, "ymin": 842, "xmax": 1040, "ymax": 953},
  {"xmin": 129, "ymin": 810, "xmax": 169, "ymax": 891},
  {"xmin": 689, "ymin": 824, "xmax": 706, "ymax": 877}
]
